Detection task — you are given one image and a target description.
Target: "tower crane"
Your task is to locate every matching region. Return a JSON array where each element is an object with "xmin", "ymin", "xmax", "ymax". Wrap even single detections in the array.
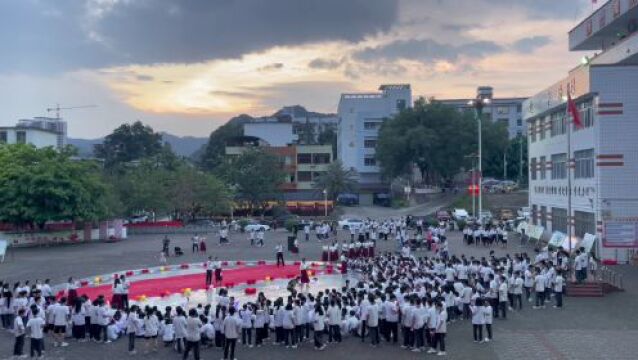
[{"xmin": 46, "ymin": 104, "xmax": 97, "ymax": 119}]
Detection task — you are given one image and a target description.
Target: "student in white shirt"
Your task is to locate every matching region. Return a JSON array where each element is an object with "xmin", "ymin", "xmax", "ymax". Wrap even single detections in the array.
[
  {"xmin": 173, "ymin": 307, "xmax": 187, "ymax": 354},
  {"xmin": 553, "ymin": 270, "xmax": 565, "ymax": 309},
  {"xmin": 71, "ymin": 301, "xmax": 87, "ymax": 341},
  {"xmin": 13, "ymin": 308, "xmax": 26, "ymax": 357},
  {"xmin": 26, "ymin": 307, "xmax": 45, "ymax": 358},
  {"xmin": 183, "ymin": 309, "xmax": 202, "ymax": 360},
  {"xmin": 367, "ymin": 295, "xmax": 380, "ymax": 346},
  {"xmin": 199, "ymin": 316, "xmax": 215, "ymax": 347},
  {"xmin": 125, "ymin": 305, "xmax": 140, "ymax": 355},
  {"xmin": 239, "ymin": 304, "xmax": 254, "ymax": 347},
  {"xmin": 52, "ymin": 297, "xmax": 70, "ymax": 347},
  {"xmin": 161, "ymin": 317, "xmax": 175, "ymax": 346},
  {"xmin": 223, "ymin": 307, "xmax": 242, "ymax": 360},
  {"xmin": 144, "ymin": 308, "xmax": 159, "ymax": 353},
  {"xmin": 431, "ymin": 302, "xmax": 447, "ymax": 356},
  {"xmin": 327, "ymin": 300, "xmax": 342, "ymax": 343},
  {"xmin": 533, "ymin": 269, "xmax": 546, "ymax": 309},
  {"xmin": 470, "ymin": 299, "xmax": 485, "ymax": 343},
  {"xmin": 312, "ymin": 304, "xmax": 326, "ymax": 350}
]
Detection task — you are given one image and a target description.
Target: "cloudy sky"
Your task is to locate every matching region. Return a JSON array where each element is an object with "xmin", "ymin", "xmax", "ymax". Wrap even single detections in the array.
[{"xmin": 0, "ymin": 0, "xmax": 597, "ymax": 138}]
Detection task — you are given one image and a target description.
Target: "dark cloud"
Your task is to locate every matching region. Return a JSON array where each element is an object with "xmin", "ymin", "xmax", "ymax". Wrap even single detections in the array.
[
  {"xmin": 354, "ymin": 38, "xmax": 502, "ymax": 62},
  {"xmin": 257, "ymin": 63, "xmax": 284, "ymax": 72},
  {"xmin": 136, "ymin": 74, "xmax": 154, "ymax": 82},
  {"xmin": 308, "ymin": 58, "xmax": 343, "ymax": 69},
  {"xmin": 511, "ymin": 36, "xmax": 551, "ymax": 54},
  {"xmin": 0, "ymin": 0, "xmax": 399, "ymax": 72}
]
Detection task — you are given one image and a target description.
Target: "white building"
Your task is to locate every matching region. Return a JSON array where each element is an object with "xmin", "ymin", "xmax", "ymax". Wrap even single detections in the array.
[
  {"xmin": 337, "ymin": 84, "xmax": 411, "ymax": 203},
  {"xmin": 525, "ymin": 0, "xmax": 638, "ymax": 263},
  {"xmin": 0, "ymin": 126, "xmax": 59, "ymax": 148},
  {"xmin": 243, "ymin": 118, "xmax": 297, "ymax": 146},
  {"xmin": 438, "ymin": 86, "xmax": 527, "ymax": 139},
  {"xmin": 17, "ymin": 117, "xmax": 67, "ymax": 149}
]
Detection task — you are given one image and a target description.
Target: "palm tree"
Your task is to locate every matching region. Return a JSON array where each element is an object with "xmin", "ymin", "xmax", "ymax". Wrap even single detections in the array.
[{"xmin": 313, "ymin": 160, "xmax": 358, "ymax": 200}]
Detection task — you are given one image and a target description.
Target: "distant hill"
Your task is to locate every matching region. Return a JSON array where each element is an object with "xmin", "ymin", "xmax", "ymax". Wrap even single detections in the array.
[{"xmin": 68, "ymin": 132, "xmax": 208, "ymax": 158}]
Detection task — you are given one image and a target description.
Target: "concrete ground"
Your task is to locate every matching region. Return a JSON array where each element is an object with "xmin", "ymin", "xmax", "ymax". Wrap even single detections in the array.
[{"xmin": 1, "ymin": 222, "xmax": 637, "ymax": 359}]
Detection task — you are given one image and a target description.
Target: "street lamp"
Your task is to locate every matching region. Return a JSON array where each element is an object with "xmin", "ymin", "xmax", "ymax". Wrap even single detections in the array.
[
  {"xmin": 322, "ymin": 189, "xmax": 328, "ymax": 217},
  {"xmin": 468, "ymin": 97, "xmax": 491, "ymax": 225}
]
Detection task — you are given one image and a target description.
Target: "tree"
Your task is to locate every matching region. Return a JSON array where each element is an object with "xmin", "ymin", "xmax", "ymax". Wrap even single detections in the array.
[
  {"xmin": 198, "ymin": 115, "xmax": 248, "ymax": 171},
  {"xmin": 313, "ymin": 160, "xmax": 358, "ymax": 200},
  {"xmin": 217, "ymin": 148, "xmax": 284, "ymax": 212},
  {"xmin": 0, "ymin": 144, "xmax": 111, "ymax": 229},
  {"xmin": 317, "ymin": 127, "xmax": 337, "ymax": 158},
  {"xmin": 94, "ymin": 121, "xmax": 164, "ymax": 168},
  {"xmin": 167, "ymin": 166, "xmax": 232, "ymax": 219},
  {"xmin": 479, "ymin": 116, "xmax": 510, "ymax": 179},
  {"xmin": 376, "ymin": 98, "xmax": 475, "ymax": 184}
]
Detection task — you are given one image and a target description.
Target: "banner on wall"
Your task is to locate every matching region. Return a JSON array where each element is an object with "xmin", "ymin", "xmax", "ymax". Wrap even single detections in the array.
[{"xmin": 603, "ymin": 221, "xmax": 638, "ymax": 248}]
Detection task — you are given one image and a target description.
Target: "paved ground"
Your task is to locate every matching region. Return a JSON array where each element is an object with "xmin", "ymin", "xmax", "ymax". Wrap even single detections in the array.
[{"xmin": 2, "ymin": 221, "xmax": 637, "ymax": 359}]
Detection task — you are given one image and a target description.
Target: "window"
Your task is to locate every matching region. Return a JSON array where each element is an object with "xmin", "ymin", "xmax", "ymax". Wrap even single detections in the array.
[
  {"xmin": 574, "ymin": 149, "xmax": 594, "ymax": 178},
  {"xmin": 297, "ymin": 171, "xmax": 312, "ymax": 182},
  {"xmin": 531, "ymin": 205, "xmax": 538, "ymax": 225},
  {"xmin": 396, "ymin": 99, "xmax": 407, "ymax": 111},
  {"xmin": 574, "ymin": 211, "xmax": 595, "ymax": 238},
  {"xmin": 517, "ymin": 130, "xmax": 523, "ymax": 137},
  {"xmin": 551, "ymin": 153, "xmax": 567, "ymax": 179},
  {"xmin": 539, "ymin": 117, "xmax": 546, "ymax": 140},
  {"xmin": 552, "ymin": 208, "xmax": 568, "ymax": 233},
  {"xmin": 364, "ymin": 156, "xmax": 377, "ymax": 166},
  {"xmin": 297, "ymin": 153, "xmax": 312, "ymax": 164},
  {"xmin": 364, "ymin": 120, "xmax": 382, "ymax": 130},
  {"xmin": 517, "ymin": 118, "xmax": 522, "ymax": 126},
  {"xmin": 578, "ymin": 101, "xmax": 594, "ymax": 128},
  {"xmin": 312, "ymin": 171, "xmax": 325, "ymax": 181},
  {"xmin": 312, "ymin": 153, "xmax": 331, "ymax": 164},
  {"xmin": 496, "ymin": 106, "xmax": 510, "ymax": 115},
  {"xmin": 364, "ymin": 138, "xmax": 377, "ymax": 148},
  {"xmin": 540, "ymin": 206, "xmax": 547, "ymax": 228},
  {"xmin": 530, "ymin": 158, "xmax": 537, "ymax": 180},
  {"xmin": 16, "ymin": 131, "xmax": 26, "ymax": 144},
  {"xmin": 0, "ymin": 131, "xmax": 7, "ymax": 144},
  {"xmin": 516, "ymin": 104, "xmax": 522, "ymax": 113},
  {"xmin": 550, "ymin": 112, "xmax": 566, "ymax": 137},
  {"xmin": 539, "ymin": 156, "xmax": 546, "ymax": 180},
  {"xmin": 530, "ymin": 121, "xmax": 537, "ymax": 142}
]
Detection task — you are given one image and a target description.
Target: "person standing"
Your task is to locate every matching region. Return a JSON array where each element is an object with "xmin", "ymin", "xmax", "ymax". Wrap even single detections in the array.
[
  {"xmin": 223, "ymin": 307, "xmax": 241, "ymax": 360},
  {"xmin": 52, "ymin": 297, "xmax": 70, "ymax": 347},
  {"xmin": 162, "ymin": 236, "xmax": 171, "ymax": 257},
  {"xmin": 299, "ymin": 259, "xmax": 310, "ymax": 294},
  {"xmin": 275, "ymin": 242, "xmax": 284, "ymax": 267},
  {"xmin": 433, "ymin": 302, "xmax": 447, "ymax": 356},
  {"xmin": 205, "ymin": 257, "xmax": 214, "ymax": 287},
  {"xmin": 313, "ymin": 304, "xmax": 326, "ymax": 351},
  {"xmin": 191, "ymin": 235, "xmax": 199, "ymax": 253},
  {"xmin": 470, "ymin": 299, "xmax": 485, "ymax": 343},
  {"xmin": 367, "ymin": 295, "xmax": 380, "ymax": 346},
  {"xmin": 183, "ymin": 309, "xmax": 202, "ymax": 360},
  {"xmin": 553, "ymin": 270, "xmax": 565, "ymax": 309},
  {"xmin": 13, "ymin": 308, "xmax": 26, "ymax": 358},
  {"xmin": 214, "ymin": 257, "xmax": 223, "ymax": 286},
  {"xmin": 26, "ymin": 307, "xmax": 45, "ymax": 358}
]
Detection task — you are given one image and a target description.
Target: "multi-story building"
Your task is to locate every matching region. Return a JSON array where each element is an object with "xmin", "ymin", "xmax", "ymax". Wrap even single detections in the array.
[
  {"xmin": 243, "ymin": 117, "xmax": 297, "ymax": 147},
  {"xmin": 437, "ymin": 86, "xmax": 527, "ymax": 139},
  {"xmin": 337, "ymin": 84, "xmax": 412, "ymax": 204},
  {"xmin": 525, "ymin": 0, "xmax": 638, "ymax": 263},
  {"xmin": 275, "ymin": 105, "xmax": 339, "ymax": 143},
  {"xmin": 0, "ymin": 126, "xmax": 59, "ymax": 148},
  {"xmin": 225, "ymin": 136, "xmax": 333, "ymax": 193},
  {"xmin": 16, "ymin": 117, "xmax": 67, "ymax": 149}
]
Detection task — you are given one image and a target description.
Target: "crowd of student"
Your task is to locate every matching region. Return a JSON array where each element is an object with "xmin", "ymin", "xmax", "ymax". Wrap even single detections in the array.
[{"xmin": 2, "ymin": 217, "xmax": 580, "ymax": 360}]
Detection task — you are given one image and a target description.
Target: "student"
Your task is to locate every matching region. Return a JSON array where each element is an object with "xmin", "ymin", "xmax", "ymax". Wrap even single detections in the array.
[
  {"xmin": 254, "ymin": 305, "xmax": 268, "ymax": 347},
  {"xmin": 199, "ymin": 316, "xmax": 214, "ymax": 347},
  {"xmin": 470, "ymin": 299, "xmax": 485, "ymax": 343},
  {"xmin": 183, "ymin": 309, "xmax": 202, "ymax": 360},
  {"xmin": 239, "ymin": 304, "xmax": 254, "ymax": 347},
  {"xmin": 313, "ymin": 304, "xmax": 326, "ymax": 350},
  {"xmin": 483, "ymin": 300, "xmax": 493, "ymax": 342},
  {"xmin": 533, "ymin": 270, "xmax": 546, "ymax": 309},
  {"xmin": 327, "ymin": 300, "xmax": 342, "ymax": 343},
  {"xmin": 13, "ymin": 308, "xmax": 26, "ymax": 358},
  {"xmin": 52, "ymin": 297, "xmax": 70, "ymax": 347},
  {"xmin": 161, "ymin": 315, "xmax": 175, "ymax": 347},
  {"xmin": 26, "ymin": 307, "xmax": 45, "ymax": 358},
  {"xmin": 223, "ymin": 307, "xmax": 241, "ymax": 360},
  {"xmin": 282, "ymin": 303, "xmax": 296, "ymax": 348},
  {"xmin": 367, "ymin": 294, "xmax": 380, "ymax": 346},
  {"xmin": 275, "ymin": 242, "xmax": 284, "ymax": 267},
  {"xmin": 71, "ymin": 301, "xmax": 87, "ymax": 341},
  {"xmin": 553, "ymin": 270, "xmax": 565, "ymax": 309},
  {"xmin": 144, "ymin": 308, "xmax": 159, "ymax": 353},
  {"xmin": 205, "ymin": 256, "xmax": 214, "ymax": 287},
  {"xmin": 433, "ymin": 302, "xmax": 447, "ymax": 356},
  {"xmin": 126, "ymin": 306, "xmax": 140, "ymax": 355},
  {"xmin": 173, "ymin": 307, "xmax": 187, "ymax": 353}
]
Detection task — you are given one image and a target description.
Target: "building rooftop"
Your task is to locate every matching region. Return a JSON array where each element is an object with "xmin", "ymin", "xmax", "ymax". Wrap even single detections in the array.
[
  {"xmin": 379, "ymin": 84, "xmax": 410, "ymax": 90},
  {"xmin": 569, "ymin": 0, "xmax": 638, "ymax": 51}
]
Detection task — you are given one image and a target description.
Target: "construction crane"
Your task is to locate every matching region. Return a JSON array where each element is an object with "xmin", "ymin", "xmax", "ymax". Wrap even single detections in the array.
[{"xmin": 46, "ymin": 104, "xmax": 97, "ymax": 119}]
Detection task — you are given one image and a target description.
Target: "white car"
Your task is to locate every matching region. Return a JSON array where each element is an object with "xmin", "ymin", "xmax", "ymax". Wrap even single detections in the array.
[
  {"xmin": 338, "ymin": 218, "xmax": 364, "ymax": 230},
  {"xmin": 452, "ymin": 209, "xmax": 469, "ymax": 221},
  {"xmin": 244, "ymin": 220, "xmax": 271, "ymax": 232},
  {"xmin": 128, "ymin": 214, "xmax": 148, "ymax": 224}
]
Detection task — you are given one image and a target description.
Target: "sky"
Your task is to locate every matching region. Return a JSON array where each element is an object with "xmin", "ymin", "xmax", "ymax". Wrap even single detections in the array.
[{"xmin": 0, "ymin": 0, "xmax": 599, "ymax": 139}]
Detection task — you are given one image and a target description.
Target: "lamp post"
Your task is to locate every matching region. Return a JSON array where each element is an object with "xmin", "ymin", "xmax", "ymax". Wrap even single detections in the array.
[
  {"xmin": 323, "ymin": 189, "xmax": 328, "ymax": 217},
  {"xmin": 468, "ymin": 97, "xmax": 491, "ymax": 225}
]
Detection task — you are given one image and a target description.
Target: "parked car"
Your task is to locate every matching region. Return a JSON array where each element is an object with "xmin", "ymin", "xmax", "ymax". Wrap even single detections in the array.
[
  {"xmin": 498, "ymin": 209, "xmax": 515, "ymax": 221},
  {"xmin": 244, "ymin": 220, "xmax": 271, "ymax": 232},
  {"xmin": 373, "ymin": 193, "xmax": 391, "ymax": 207},
  {"xmin": 452, "ymin": 209, "xmax": 469, "ymax": 221},
  {"xmin": 336, "ymin": 193, "xmax": 359, "ymax": 206},
  {"xmin": 436, "ymin": 210, "xmax": 451, "ymax": 222},
  {"xmin": 501, "ymin": 180, "xmax": 518, "ymax": 192},
  {"xmin": 128, "ymin": 214, "xmax": 148, "ymax": 224},
  {"xmin": 338, "ymin": 218, "xmax": 364, "ymax": 230},
  {"xmin": 479, "ymin": 210, "xmax": 493, "ymax": 223}
]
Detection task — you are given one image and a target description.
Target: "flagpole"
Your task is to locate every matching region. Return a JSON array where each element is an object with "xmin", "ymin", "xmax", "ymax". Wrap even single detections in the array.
[{"xmin": 566, "ymin": 95, "xmax": 573, "ymax": 255}]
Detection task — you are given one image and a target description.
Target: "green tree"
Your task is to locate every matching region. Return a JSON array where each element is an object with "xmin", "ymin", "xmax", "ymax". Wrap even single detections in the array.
[
  {"xmin": 0, "ymin": 144, "xmax": 111, "ymax": 229},
  {"xmin": 94, "ymin": 121, "xmax": 164, "ymax": 168},
  {"xmin": 480, "ymin": 116, "xmax": 510, "ymax": 179},
  {"xmin": 167, "ymin": 166, "xmax": 232, "ymax": 219},
  {"xmin": 217, "ymin": 148, "xmax": 284, "ymax": 213},
  {"xmin": 198, "ymin": 116, "xmax": 247, "ymax": 171},
  {"xmin": 313, "ymin": 160, "xmax": 358, "ymax": 200},
  {"xmin": 376, "ymin": 98, "xmax": 475, "ymax": 183}
]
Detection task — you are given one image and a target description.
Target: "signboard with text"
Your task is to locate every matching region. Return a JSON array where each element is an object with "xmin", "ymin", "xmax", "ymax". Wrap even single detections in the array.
[{"xmin": 603, "ymin": 222, "xmax": 638, "ymax": 248}]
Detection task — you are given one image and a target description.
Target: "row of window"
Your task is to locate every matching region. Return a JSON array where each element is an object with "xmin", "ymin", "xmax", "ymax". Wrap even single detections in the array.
[
  {"xmin": 529, "ymin": 102, "xmax": 594, "ymax": 143},
  {"xmin": 297, "ymin": 171, "xmax": 325, "ymax": 182},
  {"xmin": 0, "ymin": 130, "xmax": 27, "ymax": 144},
  {"xmin": 296, "ymin": 153, "xmax": 331, "ymax": 164},
  {"xmin": 530, "ymin": 148, "xmax": 594, "ymax": 180},
  {"xmin": 530, "ymin": 205, "xmax": 595, "ymax": 238}
]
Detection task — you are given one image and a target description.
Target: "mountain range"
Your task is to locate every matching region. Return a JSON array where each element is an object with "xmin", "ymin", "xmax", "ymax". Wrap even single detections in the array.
[{"xmin": 68, "ymin": 132, "xmax": 209, "ymax": 158}]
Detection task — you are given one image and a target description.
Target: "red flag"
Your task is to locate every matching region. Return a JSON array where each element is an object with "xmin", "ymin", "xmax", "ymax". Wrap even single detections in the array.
[{"xmin": 567, "ymin": 92, "xmax": 583, "ymax": 129}]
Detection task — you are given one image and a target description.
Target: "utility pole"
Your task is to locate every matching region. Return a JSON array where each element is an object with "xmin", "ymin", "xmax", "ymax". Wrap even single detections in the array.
[
  {"xmin": 519, "ymin": 135, "xmax": 523, "ymax": 184},
  {"xmin": 503, "ymin": 152, "xmax": 507, "ymax": 180}
]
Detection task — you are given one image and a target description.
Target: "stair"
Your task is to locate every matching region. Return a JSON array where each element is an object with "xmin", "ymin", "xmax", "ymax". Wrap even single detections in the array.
[{"xmin": 566, "ymin": 282, "xmax": 604, "ymax": 297}]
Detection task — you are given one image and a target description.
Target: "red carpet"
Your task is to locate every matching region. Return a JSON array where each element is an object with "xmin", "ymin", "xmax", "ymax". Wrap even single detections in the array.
[{"xmin": 76, "ymin": 264, "xmax": 319, "ymax": 300}]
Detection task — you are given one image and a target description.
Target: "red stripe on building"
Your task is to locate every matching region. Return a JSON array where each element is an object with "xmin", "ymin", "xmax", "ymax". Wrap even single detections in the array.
[
  {"xmin": 598, "ymin": 102, "xmax": 623, "ymax": 108},
  {"xmin": 598, "ymin": 110, "xmax": 623, "ymax": 115},
  {"xmin": 596, "ymin": 162, "xmax": 624, "ymax": 166},
  {"xmin": 596, "ymin": 154, "xmax": 623, "ymax": 159}
]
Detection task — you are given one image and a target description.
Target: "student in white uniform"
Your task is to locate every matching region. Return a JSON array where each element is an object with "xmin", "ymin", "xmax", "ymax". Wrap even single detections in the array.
[
  {"xmin": 26, "ymin": 307, "xmax": 45, "ymax": 358},
  {"xmin": 470, "ymin": 299, "xmax": 485, "ymax": 343}
]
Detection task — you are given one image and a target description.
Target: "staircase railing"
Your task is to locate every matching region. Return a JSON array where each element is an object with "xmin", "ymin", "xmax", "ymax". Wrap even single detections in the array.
[{"xmin": 598, "ymin": 266, "xmax": 624, "ymax": 290}]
